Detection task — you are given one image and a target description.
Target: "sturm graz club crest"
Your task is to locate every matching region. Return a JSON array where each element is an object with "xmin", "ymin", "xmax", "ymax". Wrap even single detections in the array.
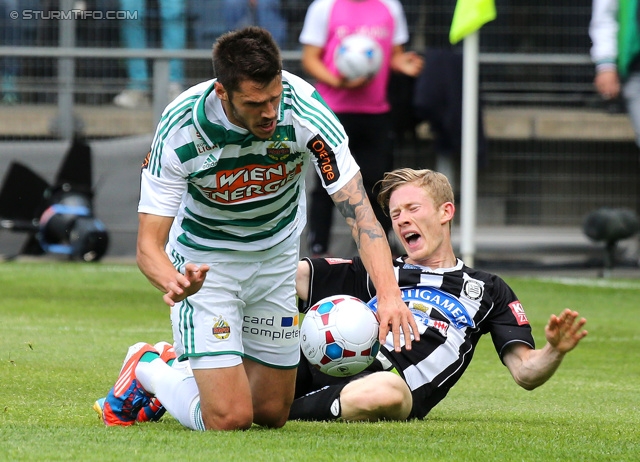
[{"xmin": 462, "ymin": 279, "xmax": 484, "ymax": 300}]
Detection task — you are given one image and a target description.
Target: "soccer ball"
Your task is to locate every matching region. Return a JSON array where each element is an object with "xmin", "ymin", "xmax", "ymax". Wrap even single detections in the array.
[
  {"xmin": 334, "ymin": 34, "xmax": 383, "ymax": 80},
  {"xmin": 300, "ymin": 295, "xmax": 380, "ymax": 377}
]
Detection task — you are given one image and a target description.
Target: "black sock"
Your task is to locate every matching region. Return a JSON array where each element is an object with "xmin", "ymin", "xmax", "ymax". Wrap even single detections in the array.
[{"xmin": 288, "ymin": 384, "xmax": 347, "ymax": 421}]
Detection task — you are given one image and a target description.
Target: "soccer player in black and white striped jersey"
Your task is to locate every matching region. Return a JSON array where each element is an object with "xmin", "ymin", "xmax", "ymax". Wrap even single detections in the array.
[{"xmin": 291, "ymin": 168, "xmax": 588, "ymax": 421}]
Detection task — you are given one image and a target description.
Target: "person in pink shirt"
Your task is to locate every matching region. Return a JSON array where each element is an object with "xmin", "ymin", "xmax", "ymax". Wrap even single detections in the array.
[{"xmin": 299, "ymin": 0, "xmax": 423, "ymax": 257}]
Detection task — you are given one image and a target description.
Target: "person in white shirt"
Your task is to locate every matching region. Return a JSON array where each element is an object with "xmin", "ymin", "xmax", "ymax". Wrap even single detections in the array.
[{"xmin": 590, "ymin": 0, "xmax": 640, "ymax": 148}]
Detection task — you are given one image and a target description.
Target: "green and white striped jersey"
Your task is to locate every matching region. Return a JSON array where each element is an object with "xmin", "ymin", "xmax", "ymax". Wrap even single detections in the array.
[{"xmin": 139, "ymin": 70, "xmax": 360, "ymax": 257}]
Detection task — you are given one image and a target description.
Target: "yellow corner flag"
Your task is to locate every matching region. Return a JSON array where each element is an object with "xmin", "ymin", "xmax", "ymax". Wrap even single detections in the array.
[{"xmin": 449, "ymin": 0, "xmax": 496, "ymax": 45}]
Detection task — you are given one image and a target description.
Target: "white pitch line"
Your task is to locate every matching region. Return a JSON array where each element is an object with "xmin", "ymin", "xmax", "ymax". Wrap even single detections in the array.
[{"xmin": 535, "ymin": 277, "xmax": 640, "ymax": 290}]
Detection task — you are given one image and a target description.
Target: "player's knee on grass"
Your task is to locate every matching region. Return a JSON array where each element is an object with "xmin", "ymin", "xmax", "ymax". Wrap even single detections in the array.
[
  {"xmin": 200, "ymin": 399, "xmax": 254, "ymax": 431},
  {"xmin": 253, "ymin": 409, "xmax": 289, "ymax": 428},
  {"xmin": 252, "ymin": 397, "xmax": 293, "ymax": 428},
  {"xmin": 194, "ymin": 372, "xmax": 254, "ymax": 430},
  {"xmin": 246, "ymin": 363, "xmax": 297, "ymax": 428},
  {"xmin": 341, "ymin": 371, "xmax": 412, "ymax": 421}
]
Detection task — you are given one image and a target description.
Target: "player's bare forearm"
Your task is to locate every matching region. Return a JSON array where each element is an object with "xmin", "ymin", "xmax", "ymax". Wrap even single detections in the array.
[
  {"xmin": 137, "ymin": 213, "xmax": 208, "ymax": 306},
  {"xmin": 331, "ymin": 173, "xmax": 385, "ymax": 251},
  {"xmin": 137, "ymin": 241, "xmax": 174, "ymax": 293},
  {"xmin": 330, "ymin": 173, "xmax": 393, "ymax": 281},
  {"xmin": 504, "ymin": 311, "xmax": 587, "ymax": 390},
  {"xmin": 137, "ymin": 214, "xmax": 175, "ymax": 289},
  {"xmin": 331, "ymin": 173, "xmax": 419, "ymax": 350},
  {"xmin": 504, "ymin": 343, "xmax": 566, "ymax": 390}
]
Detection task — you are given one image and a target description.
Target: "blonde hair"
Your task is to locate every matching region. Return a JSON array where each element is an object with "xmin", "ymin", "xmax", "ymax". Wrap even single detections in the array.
[{"xmin": 376, "ymin": 168, "xmax": 454, "ymax": 215}]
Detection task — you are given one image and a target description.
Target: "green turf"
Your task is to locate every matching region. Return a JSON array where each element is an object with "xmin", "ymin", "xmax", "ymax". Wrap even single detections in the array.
[{"xmin": 1, "ymin": 262, "xmax": 639, "ymax": 461}]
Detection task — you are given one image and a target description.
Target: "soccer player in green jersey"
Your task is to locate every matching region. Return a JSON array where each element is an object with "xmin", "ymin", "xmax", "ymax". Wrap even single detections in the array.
[{"xmin": 96, "ymin": 26, "xmax": 417, "ymax": 431}]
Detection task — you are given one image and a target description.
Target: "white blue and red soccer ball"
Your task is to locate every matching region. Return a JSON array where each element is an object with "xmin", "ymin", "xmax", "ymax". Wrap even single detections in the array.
[
  {"xmin": 300, "ymin": 295, "xmax": 380, "ymax": 377},
  {"xmin": 334, "ymin": 34, "xmax": 383, "ymax": 80}
]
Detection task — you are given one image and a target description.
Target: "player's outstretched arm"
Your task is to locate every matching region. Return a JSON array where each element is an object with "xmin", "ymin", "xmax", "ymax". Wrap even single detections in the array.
[
  {"xmin": 503, "ymin": 309, "xmax": 587, "ymax": 390},
  {"xmin": 330, "ymin": 172, "xmax": 419, "ymax": 351},
  {"xmin": 137, "ymin": 213, "xmax": 209, "ymax": 307}
]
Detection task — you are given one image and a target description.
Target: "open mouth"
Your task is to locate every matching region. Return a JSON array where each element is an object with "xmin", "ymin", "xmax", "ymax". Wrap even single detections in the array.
[
  {"xmin": 404, "ymin": 232, "xmax": 421, "ymax": 246},
  {"xmin": 258, "ymin": 120, "xmax": 275, "ymax": 131}
]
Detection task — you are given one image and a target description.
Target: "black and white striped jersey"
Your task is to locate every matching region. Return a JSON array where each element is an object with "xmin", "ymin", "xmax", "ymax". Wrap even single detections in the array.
[{"xmin": 301, "ymin": 256, "xmax": 535, "ymax": 419}]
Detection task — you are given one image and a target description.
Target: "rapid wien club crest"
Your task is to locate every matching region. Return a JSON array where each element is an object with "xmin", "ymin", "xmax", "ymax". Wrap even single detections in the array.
[
  {"xmin": 266, "ymin": 138, "xmax": 291, "ymax": 161},
  {"xmin": 212, "ymin": 315, "xmax": 231, "ymax": 340}
]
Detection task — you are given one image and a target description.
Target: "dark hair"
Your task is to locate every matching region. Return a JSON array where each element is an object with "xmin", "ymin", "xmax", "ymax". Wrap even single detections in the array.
[{"xmin": 212, "ymin": 26, "xmax": 283, "ymax": 95}]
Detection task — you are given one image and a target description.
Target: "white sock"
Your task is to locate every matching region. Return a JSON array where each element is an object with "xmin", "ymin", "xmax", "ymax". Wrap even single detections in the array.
[
  {"xmin": 136, "ymin": 359, "xmax": 203, "ymax": 431},
  {"xmin": 155, "ymin": 374, "xmax": 204, "ymax": 431},
  {"xmin": 134, "ymin": 358, "xmax": 168, "ymax": 396}
]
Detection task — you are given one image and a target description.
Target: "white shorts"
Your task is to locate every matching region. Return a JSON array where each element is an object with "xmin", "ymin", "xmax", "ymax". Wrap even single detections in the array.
[{"xmin": 168, "ymin": 235, "xmax": 301, "ymax": 370}]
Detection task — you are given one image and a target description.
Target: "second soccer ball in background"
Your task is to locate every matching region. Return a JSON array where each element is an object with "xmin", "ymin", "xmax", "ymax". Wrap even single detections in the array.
[{"xmin": 334, "ymin": 34, "xmax": 383, "ymax": 80}]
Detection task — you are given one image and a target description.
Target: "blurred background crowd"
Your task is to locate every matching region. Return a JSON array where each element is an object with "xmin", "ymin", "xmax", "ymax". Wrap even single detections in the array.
[{"xmin": 0, "ymin": 0, "xmax": 638, "ymax": 268}]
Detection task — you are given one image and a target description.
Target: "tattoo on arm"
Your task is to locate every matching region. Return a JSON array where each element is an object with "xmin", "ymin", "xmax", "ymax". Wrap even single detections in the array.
[{"xmin": 332, "ymin": 174, "xmax": 385, "ymax": 249}]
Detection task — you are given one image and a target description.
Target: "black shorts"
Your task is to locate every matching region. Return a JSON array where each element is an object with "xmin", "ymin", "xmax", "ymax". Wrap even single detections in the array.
[{"xmin": 294, "ymin": 353, "xmax": 383, "ymax": 399}]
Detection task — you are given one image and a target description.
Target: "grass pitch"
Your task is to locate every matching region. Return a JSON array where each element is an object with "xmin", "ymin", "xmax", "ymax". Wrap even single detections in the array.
[{"xmin": 1, "ymin": 261, "xmax": 639, "ymax": 461}]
